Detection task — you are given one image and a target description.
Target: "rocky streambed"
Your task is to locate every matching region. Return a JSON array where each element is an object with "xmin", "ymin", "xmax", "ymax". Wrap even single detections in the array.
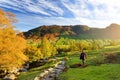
[{"xmin": 34, "ymin": 60, "xmax": 66, "ymax": 80}]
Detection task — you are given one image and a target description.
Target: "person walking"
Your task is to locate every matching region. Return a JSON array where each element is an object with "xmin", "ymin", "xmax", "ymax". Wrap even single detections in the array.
[{"xmin": 80, "ymin": 50, "xmax": 86, "ymax": 65}]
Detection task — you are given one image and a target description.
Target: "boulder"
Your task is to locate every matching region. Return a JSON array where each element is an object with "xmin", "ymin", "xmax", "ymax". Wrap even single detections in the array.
[
  {"xmin": 34, "ymin": 76, "xmax": 40, "ymax": 80},
  {"xmin": 3, "ymin": 74, "xmax": 16, "ymax": 80}
]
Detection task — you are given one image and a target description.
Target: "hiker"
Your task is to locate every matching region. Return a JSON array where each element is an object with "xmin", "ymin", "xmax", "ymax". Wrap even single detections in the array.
[{"xmin": 80, "ymin": 50, "xmax": 86, "ymax": 65}]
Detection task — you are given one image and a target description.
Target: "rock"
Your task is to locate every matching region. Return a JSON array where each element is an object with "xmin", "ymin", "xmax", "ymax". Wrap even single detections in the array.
[
  {"xmin": 34, "ymin": 60, "xmax": 66, "ymax": 80},
  {"xmin": 8, "ymin": 68, "xmax": 19, "ymax": 74},
  {"xmin": 19, "ymin": 68, "xmax": 27, "ymax": 72},
  {"xmin": 49, "ymin": 73, "xmax": 55, "ymax": 78},
  {"xmin": 57, "ymin": 65, "xmax": 64, "ymax": 69},
  {"xmin": 34, "ymin": 76, "xmax": 40, "ymax": 80},
  {"xmin": 24, "ymin": 62, "xmax": 30, "ymax": 69},
  {"xmin": 3, "ymin": 74, "xmax": 16, "ymax": 80},
  {"xmin": 55, "ymin": 69, "xmax": 62, "ymax": 75},
  {"xmin": 44, "ymin": 70, "xmax": 49, "ymax": 74},
  {"xmin": 47, "ymin": 68, "xmax": 54, "ymax": 72},
  {"xmin": 15, "ymin": 72, "xmax": 20, "ymax": 76},
  {"xmin": 63, "ymin": 66, "xmax": 69, "ymax": 72},
  {"xmin": 61, "ymin": 61, "xmax": 66, "ymax": 65},
  {"xmin": 54, "ymin": 63, "xmax": 58, "ymax": 68}
]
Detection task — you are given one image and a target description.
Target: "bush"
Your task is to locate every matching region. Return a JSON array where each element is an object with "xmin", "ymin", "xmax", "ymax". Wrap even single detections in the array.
[
  {"xmin": 104, "ymin": 53, "xmax": 116, "ymax": 63},
  {"xmin": 103, "ymin": 52, "xmax": 120, "ymax": 63}
]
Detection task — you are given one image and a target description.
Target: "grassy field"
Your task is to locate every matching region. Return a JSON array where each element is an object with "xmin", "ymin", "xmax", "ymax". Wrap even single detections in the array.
[
  {"xmin": 58, "ymin": 64, "xmax": 120, "ymax": 80},
  {"xmin": 58, "ymin": 45, "xmax": 120, "ymax": 80},
  {"xmin": 18, "ymin": 45, "xmax": 120, "ymax": 80}
]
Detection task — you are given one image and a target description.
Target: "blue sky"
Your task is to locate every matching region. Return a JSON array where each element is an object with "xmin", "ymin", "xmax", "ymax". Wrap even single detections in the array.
[{"xmin": 0, "ymin": 0, "xmax": 120, "ymax": 31}]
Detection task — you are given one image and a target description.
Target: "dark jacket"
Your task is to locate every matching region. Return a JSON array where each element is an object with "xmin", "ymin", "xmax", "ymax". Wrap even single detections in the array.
[{"xmin": 80, "ymin": 52, "xmax": 86, "ymax": 60}]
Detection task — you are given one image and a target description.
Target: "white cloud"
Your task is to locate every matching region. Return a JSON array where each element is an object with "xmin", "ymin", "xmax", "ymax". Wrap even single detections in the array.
[
  {"xmin": 0, "ymin": 0, "xmax": 120, "ymax": 31},
  {"xmin": 0, "ymin": 0, "xmax": 64, "ymax": 16},
  {"xmin": 61, "ymin": 0, "xmax": 120, "ymax": 27},
  {"xmin": 0, "ymin": 0, "xmax": 26, "ymax": 13},
  {"xmin": 37, "ymin": 0, "xmax": 64, "ymax": 15}
]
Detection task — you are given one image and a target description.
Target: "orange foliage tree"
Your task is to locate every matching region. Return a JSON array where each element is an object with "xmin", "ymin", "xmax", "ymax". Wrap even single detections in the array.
[
  {"xmin": 0, "ymin": 9, "xmax": 12, "ymax": 28},
  {"xmin": 0, "ymin": 9, "xmax": 28, "ymax": 71}
]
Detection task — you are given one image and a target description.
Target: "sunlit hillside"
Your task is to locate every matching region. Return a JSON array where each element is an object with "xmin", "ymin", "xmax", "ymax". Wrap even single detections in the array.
[{"xmin": 23, "ymin": 23, "xmax": 120, "ymax": 39}]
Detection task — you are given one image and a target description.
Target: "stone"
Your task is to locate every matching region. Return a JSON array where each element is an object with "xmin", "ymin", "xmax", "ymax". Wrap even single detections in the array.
[
  {"xmin": 8, "ymin": 68, "xmax": 19, "ymax": 74},
  {"xmin": 34, "ymin": 76, "xmax": 40, "ymax": 80},
  {"xmin": 61, "ymin": 61, "xmax": 66, "ymax": 65},
  {"xmin": 39, "ymin": 72, "xmax": 46, "ymax": 77},
  {"xmin": 34, "ymin": 60, "xmax": 66, "ymax": 80},
  {"xmin": 47, "ymin": 68, "xmax": 54, "ymax": 72},
  {"xmin": 57, "ymin": 65, "xmax": 64, "ymax": 69},
  {"xmin": 3, "ymin": 74, "xmax": 16, "ymax": 80},
  {"xmin": 19, "ymin": 68, "xmax": 27, "ymax": 72},
  {"xmin": 15, "ymin": 72, "xmax": 20, "ymax": 76},
  {"xmin": 44, "ymin": 70, "xmax": 49, "ymax": 74}
]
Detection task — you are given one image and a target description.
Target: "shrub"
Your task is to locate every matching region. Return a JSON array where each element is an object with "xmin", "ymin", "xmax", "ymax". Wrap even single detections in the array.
[
  {"xmin": 103, "ymin": 52, "xmax": 120, "ymax": 64},
  {"xmin": 104, "ymin": 53, "xmax": 116, "ymax": 63}
]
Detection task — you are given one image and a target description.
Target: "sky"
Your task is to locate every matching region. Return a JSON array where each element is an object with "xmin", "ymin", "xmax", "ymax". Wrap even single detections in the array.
[{"xmin": 0, "ymin": 0, "xmax": 120, "ymax": 31}]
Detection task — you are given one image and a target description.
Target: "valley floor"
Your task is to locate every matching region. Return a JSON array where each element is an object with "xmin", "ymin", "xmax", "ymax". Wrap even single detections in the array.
[{"xmin": 58, "ymin": 46, "xmax": 120, "ymax": 80}]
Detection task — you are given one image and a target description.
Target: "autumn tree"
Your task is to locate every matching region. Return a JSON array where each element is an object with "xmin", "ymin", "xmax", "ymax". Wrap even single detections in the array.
[
  {"xmin": 0, "ymin": 9, "xmax": 28, "ymax": 72},
  {"xmin": 5, "ymin": 12, "xmax": 18, "ymax": 23},
  {"xmin": 0, "ymin": 9, "xmax": 12, "ymax": 28},
  {"xmin": 70, "ymin": 40, "xmax": 79, "ymax": 51},
  {"xmin": 40, "ymin": 36, "xmax": 53, "ymax": 58},
  {"xmin": 25, "ymin": 45, "xmax": 43, "ymax": 62}
]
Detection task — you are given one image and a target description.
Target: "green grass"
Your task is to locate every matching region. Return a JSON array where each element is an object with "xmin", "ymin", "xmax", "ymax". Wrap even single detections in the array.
[
  {"xmin": 58, "ymin": 45, "xmax": 120, "ymax": 80},
  {"xmin": 18, "ymin": 45, "xmax": 120, "ymax": 80},
  {"xmin": 59, "ymin": 64, "xmax": 120, "ymax": 80}
]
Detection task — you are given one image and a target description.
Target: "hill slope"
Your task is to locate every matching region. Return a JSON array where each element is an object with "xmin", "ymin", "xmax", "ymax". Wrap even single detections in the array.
[{"xmin": 23, "ymin": 23, "xmax": 120, "ymax": 39}]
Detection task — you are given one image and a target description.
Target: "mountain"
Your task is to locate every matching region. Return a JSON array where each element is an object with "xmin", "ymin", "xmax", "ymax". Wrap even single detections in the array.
[{"xmin": 23, "ymin": 23, "xmax": 120, "ymax": 39}]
